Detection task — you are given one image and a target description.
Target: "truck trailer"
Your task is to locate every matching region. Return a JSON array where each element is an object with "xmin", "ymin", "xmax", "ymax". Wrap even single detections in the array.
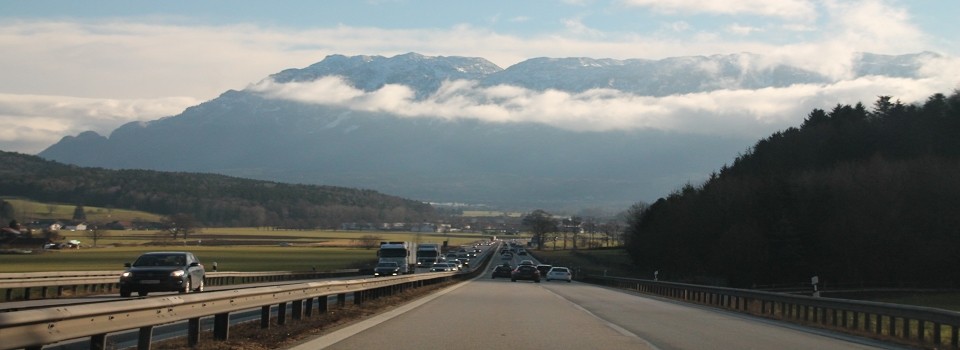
[
  {"xmin": 377, "ymin": 241, "xmax": 416, "ymax": 274},
  {"xmin": 416, "ymin": 243, "xmax": 442, "ymax": 268}
]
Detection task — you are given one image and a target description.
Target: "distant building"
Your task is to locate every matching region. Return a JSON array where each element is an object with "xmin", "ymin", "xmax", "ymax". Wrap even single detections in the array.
[{"xmin": 63, "ymin": 222, "xmax": 88, "ymax": 231}]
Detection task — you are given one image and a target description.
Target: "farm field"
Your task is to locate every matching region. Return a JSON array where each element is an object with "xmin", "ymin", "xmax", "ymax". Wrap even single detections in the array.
[
  {"xmin": 96, "ymin": 228, "xmax": 493, "ymax": 247},
  {"xmin": 1, "ymin": 226, "xmax": 499, "ymax": 272},
  {"xmin": 0, "ymin": 246, "xmax": 378, "ymax": 273}
]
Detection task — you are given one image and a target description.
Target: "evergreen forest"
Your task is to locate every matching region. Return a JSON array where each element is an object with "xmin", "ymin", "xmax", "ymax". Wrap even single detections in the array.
[{"xmin": 625, "ymin": 91, "xmax": 960, "ymax": 288}]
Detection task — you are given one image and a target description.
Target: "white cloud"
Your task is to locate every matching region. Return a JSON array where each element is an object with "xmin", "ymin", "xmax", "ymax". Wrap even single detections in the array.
[
  {"xmin": 665, "ymin": 21, "xmax": 691, "ymax": 32},
  {"xmin": 620, "ymin": 0, "xmax": 818, "ymax": 21},
  {"xmin": 821, "ymin": 0, "xmax": 925, "ymax": 53},
  {"xmin": 727, "ymin": 23, "xmax": 762, "ymax": 35},
  {"xmin": 0, "ymin": 0, "xmax": 951, "ymax": 154},
  {"xmin": 561, "ymin": 18, "xmax": 605, "ymax": 38},
  {"xmin": 248, "ymin": 58, "xmax": 959, "ymax": 140},
  {"xmin": 0, "ymin": 93, "xmax": 197, "ymax": 153}
]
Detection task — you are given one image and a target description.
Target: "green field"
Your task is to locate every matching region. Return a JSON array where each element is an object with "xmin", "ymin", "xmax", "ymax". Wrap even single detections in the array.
[
  {"xmin": 0, "ymin": 229, "xmax": 496, "ymax": 273},
  {"xmin": 94, "ymin": 228, "xmax": 495, "ymax": 247},
  {"xmin": 0, "ymin": 246, "xmax": 383, "ymax": 272},
  {"xmin": 3, "ymin": 198, "xmax": 164, "ymax": 223},
  {"xmin": 1, "ymin": 197, "xmax": 495, "ymax": 273}
]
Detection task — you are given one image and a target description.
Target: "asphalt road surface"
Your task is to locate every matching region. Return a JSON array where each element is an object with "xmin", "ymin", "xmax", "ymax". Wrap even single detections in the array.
[{"xmin": 290, "ymin": 269, "xmax": 896, "ymax": 349}]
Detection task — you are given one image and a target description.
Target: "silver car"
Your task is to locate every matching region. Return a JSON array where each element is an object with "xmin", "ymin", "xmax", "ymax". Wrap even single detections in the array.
[
  {"xmin": 545, "ymin": 266, "xmax": 572, "ymax": 282},
  {"xmin": 430, "ymin": 263, "xmax": 454, "ymax": 272}
]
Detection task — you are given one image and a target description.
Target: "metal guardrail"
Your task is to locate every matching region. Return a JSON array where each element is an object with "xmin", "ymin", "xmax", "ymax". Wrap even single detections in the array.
[
  {"xmin": 585, "ymin": 275, "xmax": 960, "ymax": 349},
  {"xmin": 0, "ymin": 242, "xmax": 499, "ymax": 349},
  {"xmin": 0, "ymin": 272, "xmax": 458, "ymax": 350},
  {"xmin": 0, "ymin": 269, "xmax": 362, "ymax": 302}
]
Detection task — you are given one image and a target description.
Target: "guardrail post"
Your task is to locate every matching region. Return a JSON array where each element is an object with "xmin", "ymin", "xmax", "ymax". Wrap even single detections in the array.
[
  {"xmin": 934, "ymin": 322, "xmax": 942, "ymax": 346},
  {"xmin": 319, "ymin": 295, "xmax": 329, "ymax": 313},
  {"xmin": 138, "ymin": 325, "xmax": 153, "ymax": 350},
  {"xmin": 305, "ymin": 297, "xmax": 314, "ymax": 317},
  {"xmin": 875, "ymin": 314, "xmax": 882, "ymax": 335},
  {"xmin": 23, "ymin": 287, "xmax": 31, "ymax": 300},
  {"xmin": 278, "ymin": 302, "xmax": 288, "ymax": 325},
  {"xmin": 188, "ymin": 317, "xmax": 201, "ymax": 347},
  {"xmin": 337, "ymin": 293, "xmax": 346, "ymax": 307},
  {"xmin": 354, "ymin": 291, "xmax": 363, "ymax": 305},
  {"xmin": 293, "ymin": 300, "xmax": 303, "ymax": 321},
  {"xmin": 261, "ymin": 305, "xmax": 271, "ymax": 328},
  {"xmin": 952, "ymin": 325, "xmax": 959, "ymax": 348},
  {"xmin": 888, "ymin": 316, "xmax": 897, "ymax": 338},
  {"xmin": 90, "ymin": 334, "xmax": 107, "ymax": 350},
  {"xmin": 919, "ymin": 320, "xmax": 926, "ymax": 343},
  {"xmin": 214, "ymin": 312, "xmax": 230, "ymax": 341},
  {"xmin": 902, "ymin": 317, "xmax": 910, "ymax": 340}
]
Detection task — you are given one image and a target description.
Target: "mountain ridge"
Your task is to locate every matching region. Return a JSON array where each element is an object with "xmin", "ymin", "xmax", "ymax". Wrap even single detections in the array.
[{"xmin": 39, "ymin": 51, "xmax": 940, "ymax": 211}]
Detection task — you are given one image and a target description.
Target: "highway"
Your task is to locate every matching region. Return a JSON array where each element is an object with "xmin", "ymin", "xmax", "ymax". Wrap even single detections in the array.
[
  {"xmin": 1, "ymin": 242, "xmax": 912, "ymax": 349},
  {"xmin": 290, "ymin": 246, "xmax": 900, "ymax": 350}
]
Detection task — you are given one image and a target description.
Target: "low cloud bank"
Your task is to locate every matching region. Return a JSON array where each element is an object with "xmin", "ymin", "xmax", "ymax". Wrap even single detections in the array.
[
  {"xmin": 249, "ymin": 56, "xmax": 960, "ymax": 138},
  {"xmin": 0, "ymin": 94, "xmax": 198, "ymax": 153}
]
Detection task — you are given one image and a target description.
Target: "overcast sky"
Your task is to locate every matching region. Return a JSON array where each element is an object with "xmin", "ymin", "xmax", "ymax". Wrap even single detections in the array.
[{"xmin": 1, "ymin": 0, "xmax": 958, "ymax": 153}]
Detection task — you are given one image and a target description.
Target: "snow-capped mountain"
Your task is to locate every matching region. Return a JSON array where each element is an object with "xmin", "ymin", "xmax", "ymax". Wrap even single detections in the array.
[{"xmin": 38, "ymin": 52, "xmax": 942, "ymax": 210}]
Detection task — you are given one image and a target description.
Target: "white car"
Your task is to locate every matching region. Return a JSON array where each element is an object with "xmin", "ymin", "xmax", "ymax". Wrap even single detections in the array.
[{"xmin": 545, "ymin": 267, "xmax": 572, "ymax": 282}]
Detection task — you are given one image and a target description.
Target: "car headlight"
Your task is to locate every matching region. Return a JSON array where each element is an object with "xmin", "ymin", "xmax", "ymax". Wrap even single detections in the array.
[
  {"xmin": 170, "ymin": 270, "xmax": 185, "ymax": 277},
  {"xmin": 121, "ymin": 272, "xmax": 132, "ymax": 278}
]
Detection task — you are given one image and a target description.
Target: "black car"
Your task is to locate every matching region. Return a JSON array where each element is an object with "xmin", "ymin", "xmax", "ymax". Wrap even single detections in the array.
[
  {"xmin": 511, "ymin": 265, "xmax": 541, "ymax": 283},
  {"xmin": 536, "ymin": 264, "xmax": 553, "ymax": 277},
  {"xmin": 119, "ymin": 251, "xmax": 205, "ymax": 297},
  {"xmin": 373, "ymin": 261, "xmax": 401, "ymax": 277},
  {"xmin": 457, "ymin": 258, "xmax": 471, "ymax": 269},
  {"xmin": 491, "ymin": 264, "xmax": 513, "ymax": 279}
]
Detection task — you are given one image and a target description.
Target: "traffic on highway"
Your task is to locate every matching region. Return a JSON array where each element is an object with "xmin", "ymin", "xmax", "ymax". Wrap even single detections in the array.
[{"xmin": 1, "ymin": 239, "xmax": 906, "ymax": 350}]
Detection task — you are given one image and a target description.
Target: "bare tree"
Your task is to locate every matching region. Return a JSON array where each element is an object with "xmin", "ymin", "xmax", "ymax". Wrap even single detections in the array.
[
  {"xmin": 162, "ymin": 213, "xmax": 200, "ymax": 241},
  {"xmin": 84, "ymin": 224, "xmax": 108, "ymax": 248},
  {"xmin": 522, "ymin": 210, "xmax": 557, "ymax": 250},
  {"xmin": 355, "ymin": 234, "xmax": 383, "ymax": 250}
]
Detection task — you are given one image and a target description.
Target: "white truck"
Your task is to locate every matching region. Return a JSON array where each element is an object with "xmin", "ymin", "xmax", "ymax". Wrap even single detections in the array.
[
  {"xmin": 377, "ymin": 241, "xmax": 417, "ymax": 274},
  {"xmin": 416, "ymin": 243, "xmax": 442, "ymax": 268}
]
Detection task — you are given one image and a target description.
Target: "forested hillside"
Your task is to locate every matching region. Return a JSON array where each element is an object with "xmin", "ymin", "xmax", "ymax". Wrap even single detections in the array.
[
  {"xmin": 625, "ymin": 91, "xmax": 960, "ymax": 288},
  {"xmin": 0, "ymin": 152, "xmax": 434, "ymax": 228}
]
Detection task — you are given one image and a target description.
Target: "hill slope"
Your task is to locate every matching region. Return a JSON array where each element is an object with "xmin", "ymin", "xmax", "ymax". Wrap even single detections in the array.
[{"xmin": 0, "ymin": 151, "xmax": 434, "ymax": 228}]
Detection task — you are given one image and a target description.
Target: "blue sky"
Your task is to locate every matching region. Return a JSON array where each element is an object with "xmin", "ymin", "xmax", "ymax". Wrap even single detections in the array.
[{"xmin": 1, "ymin": 0, "xmax": 958, "ymax": 153}]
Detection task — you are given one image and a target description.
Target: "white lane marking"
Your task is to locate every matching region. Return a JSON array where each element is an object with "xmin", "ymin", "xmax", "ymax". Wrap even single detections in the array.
[
  {"xmin": 289, "ymin": 247, "xmax": 503, "ymax": 350},
  {"xmin": 544, "ymin": 287, "xmax": 662, "ymax": 350},
  {"xmin": 288, "ymin": 279, "xmax": 473, "ymax": 349}
]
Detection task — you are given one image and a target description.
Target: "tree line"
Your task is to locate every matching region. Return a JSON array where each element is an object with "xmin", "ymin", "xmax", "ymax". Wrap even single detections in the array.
[
  {"xmin": 625, "ymin": 91, "xmax": 960, "ymax": 288},
  {"xmin": 0, "ymin": 152, "xmax": 435, "ymax": 228}
]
